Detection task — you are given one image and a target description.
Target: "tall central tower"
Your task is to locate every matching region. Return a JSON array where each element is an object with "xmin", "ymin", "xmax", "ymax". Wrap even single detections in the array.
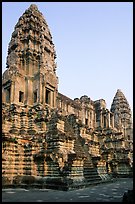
[{"xmin": 2, "ymin": 4, "xmax": 58, "ymax": 108}]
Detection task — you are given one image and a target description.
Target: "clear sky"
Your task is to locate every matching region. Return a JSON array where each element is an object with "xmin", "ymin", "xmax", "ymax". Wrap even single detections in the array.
[{"xmin": 2, "ymin": 2, "xmax": 133, "ymax": 113}]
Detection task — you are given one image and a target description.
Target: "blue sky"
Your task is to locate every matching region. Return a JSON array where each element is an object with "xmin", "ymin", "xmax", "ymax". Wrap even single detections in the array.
[{"xmin": 2, "ymin": 2, "xmax": 133, "ymax": 113}]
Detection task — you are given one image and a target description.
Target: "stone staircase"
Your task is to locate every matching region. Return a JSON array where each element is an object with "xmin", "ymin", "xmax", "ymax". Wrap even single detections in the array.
[
  {"xmin": 83, "ymin": 159, "xmax": 102, "ymax": 186},
  {"xmin": 71, "ymin": 135, "xmax": 102, "ymax": 188}
]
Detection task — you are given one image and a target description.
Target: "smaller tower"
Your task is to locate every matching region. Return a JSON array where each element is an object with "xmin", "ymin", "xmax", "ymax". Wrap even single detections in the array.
[{"xmin": 111, "ymin": 89, "xmax": 132, "ymax": 140}]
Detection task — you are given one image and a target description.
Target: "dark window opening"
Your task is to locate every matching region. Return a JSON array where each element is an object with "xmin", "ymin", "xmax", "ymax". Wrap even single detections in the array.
[
  {"xmin": 34, "ymin": 90, "xmax": 37, "ymax": 103},
  {"xmin": 85, "ymin": 118, "xmax": 88, "ymax": 126},
  {"xmin": 22, "ymin": 59, "xmax": 25, "ymax": 68},
  {"xmin": 90, "ymin": 112, "xmax": 92, "ymax": 120},
  {"xmin": 104, "ymin": 116, "xmax": 106, "ymax": 128},
  {"xmin": 19, "ymin": 91, "xmax": 24, "ymax": 102},
  {"xmin": 110, "ymin": 116, "xmax": 112, "ymax": 125},
  {"xmin": 106, "ymin": 162, "xmax": 109, "ymax": 173},
  {"xmin": 6, "ymin": 87, "xmax": 11, "ymax": 103},
  {"xmin": 128, "ymin": 135, "xmax": 130, "ymax": 140},
  {"xmin": 46, "ymin": 89, "xmax": 51, "ymax": 104}
]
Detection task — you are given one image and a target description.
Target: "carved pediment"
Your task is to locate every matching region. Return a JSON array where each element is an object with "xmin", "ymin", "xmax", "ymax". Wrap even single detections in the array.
[{"xmin": 45, "ymin": 71, "xmax": 57, "ymax": 87}]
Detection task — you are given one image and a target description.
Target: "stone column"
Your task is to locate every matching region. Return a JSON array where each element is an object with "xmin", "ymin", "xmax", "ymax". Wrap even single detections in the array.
[
  {"xmin": 10, "ymin": 81, "xmax": 15, "ymax": 104},
  {"xmin": 111, "ymin": 114, "xmax": 114, "ymax": 128},
  {"xmin": 29, "ymin": 55, "xmax": 33, "ymax": 76},
  {"xmin": 27, "ymin": 78, "xmax": 31, "ymax": 104},
  {"xmin": 24, "ymin": 77, "xmax": 28, "ymax": 105},
  {"xmin": 44, "ymin": 87, "xmax": 46, "ymax": 104},
  {"xmin": 100, "ymin": 110, "xmax": 103, "ymax": 128},
  {"xmin": 108, "ymin": 112, "xmax": 110, "ymax": 128},
  {"xmin": 39, "ymin": 79, "xmax": 42, "ymax": 104},
  {"xmin": 53, "ymin": 89, "xmax": 57, "ymax": 108},
  {"xmin": 53, "ymin": 89, "xmax": 56, "ymax": 107},
  {"xmin": 26, "ymin": 77, "xmax": 33, "ymax": 106},
  {"xmin": 94, "ymin": 113, "xmax": 96, "ymax": 128},
  {"xmin": 90, "ymin": 111, "xmax": 92, "ymax": 128},
  {"xmin": 91, "ymin": 111, "xmax": 95, "ymax": 129},
  {"xmin": 42, "ymin": 84, "xmax": 44, "ymax": 104},
  {"xmin": 51, "ymin": 91, "xmax": 54, "ymax": 107}
]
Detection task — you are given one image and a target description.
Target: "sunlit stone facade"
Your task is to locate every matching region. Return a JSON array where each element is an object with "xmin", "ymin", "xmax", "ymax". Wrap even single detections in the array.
[{"xmin": 2, "ymin": 4, "xmax": 133, "ymax": 190}]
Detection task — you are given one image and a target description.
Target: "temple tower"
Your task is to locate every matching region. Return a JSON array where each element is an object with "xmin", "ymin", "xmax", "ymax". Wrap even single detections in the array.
[
  {"xmin": 110, "ymin": 89, "xmax": 132, "ymax": 140},
  {"xmin": 111, "ymin": 89, "xmax": 133, "ymax": 172},
  {"xmin": 2, "ymin": 4, "xmax": 58, "ymax": 108}
]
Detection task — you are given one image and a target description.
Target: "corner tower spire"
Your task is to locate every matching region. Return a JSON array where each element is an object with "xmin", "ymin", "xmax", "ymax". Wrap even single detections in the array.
[
  {"xmin": 110, "ymin": 89, "xmax": 132, "ymax": 139},
  {"xmin": 2, "ymin": 4, "xmax": 58, "ymax": 107}
]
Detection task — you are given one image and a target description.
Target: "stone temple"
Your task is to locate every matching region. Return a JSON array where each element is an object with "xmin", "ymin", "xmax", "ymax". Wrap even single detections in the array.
[{"xmin": 2, "ymin": 4, "xmax": 133, "ymax": 190}]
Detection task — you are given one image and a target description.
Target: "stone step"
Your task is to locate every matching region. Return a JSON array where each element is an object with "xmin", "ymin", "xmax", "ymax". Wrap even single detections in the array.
[{"xmin": 83, "ymin": 172, "xmax": 100, "ymax": 176}]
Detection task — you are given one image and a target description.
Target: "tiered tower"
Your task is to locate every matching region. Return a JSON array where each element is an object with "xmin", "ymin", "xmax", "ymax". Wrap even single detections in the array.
[
  {"xmin": 2, "ymin": 4, "xmax": 58, "ymax": 108},
  {"xmin": 111, "ymin": 89, "xmax": 133, "ymax": 140}
]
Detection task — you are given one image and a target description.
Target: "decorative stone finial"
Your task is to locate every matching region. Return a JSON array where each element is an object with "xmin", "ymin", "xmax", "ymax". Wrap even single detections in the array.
[
  {"xmin": 116, "ymin": 89, "xmax": 123, "ymax": 95},
  {"xmin": 117, "ymin": 89, "xmax": 121, "ymax": 92},
  {"xmin": 29, "ymin": 4, "xmax": 38, "ymax": 11}
]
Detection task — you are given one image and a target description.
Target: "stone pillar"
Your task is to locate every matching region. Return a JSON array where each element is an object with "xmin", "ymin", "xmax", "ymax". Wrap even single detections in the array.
[
  {"xmin": 24, "ymin": 77, "xmax": 28, "ymax": 105},
  {"xmin": 111, "ymin": 114, "xmax": 114, "ymax": 128},
  {"xmin": 29, "ymin": 55, "xmax": 33, "ymax": 75},
  {"xmin": 27, "ymin": 79, "xmax": 31, "ymax": 104},
  {"xmin": 10, "ymin": 82, "xmax": 15, "ymax": 104},
  {"xmin": 38, "ymin": 73, "xmax": 45, "ymax": 104},
  {"xmin": 42, "ymin": 84, "xmax": 44, "ymax": 104},
  {"xmin": 82, "ymin": 107, "xmax": 86, "ymax": 125},
  {"xmin": 95, "ymin": 113, "xmax": 96, "ymax": 128},
  {"xmin": 92, "ymin": 111, "xmax": 93, "ymax": 128},
  {"xmin": 108, "ymin": 112, "xmax": 110, "ymax": 128},
  {"xmin": 39, "ymin": 78, "xmax": 42, "ymax": 104},
  {"xmin": 51, "ymin": 91, "xmax": 54, "ymax": 107},
  {"xmin": 103, "ymin": 114, "xmax": 107, "ymax": 128},
  {"xmin": 44, "ymin": 87, "xmax": 46, "ymax": 105},
  {"xmin": 53, "ymin": 91, "xmax": 56, "ymax": 108},
  {"xmin": 25, "ymin": 78, "xmax": 33, "ymax": 106},
  {"xmin": 54, "ymin": 89, "xmax": 57, "ymax": 108},
  {"xmin": 90, "ymin": 111, "xmax": 92, "ymax": 128},
  {"xmin": 100, "ymin": 110, "xmax": 103, "ymax": 128}
]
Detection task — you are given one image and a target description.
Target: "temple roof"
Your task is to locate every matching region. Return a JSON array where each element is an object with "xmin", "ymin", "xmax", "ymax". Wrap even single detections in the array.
[
  {"xmin": 5, "ymin": 3, "xmax": 56, "ymax": 72},
  {"xmin": 110, "ymin": 89, "xmax": 132, "ymax": 121}
]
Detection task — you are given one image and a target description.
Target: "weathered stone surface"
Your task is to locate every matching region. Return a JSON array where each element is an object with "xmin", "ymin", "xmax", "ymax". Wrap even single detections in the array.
[{"xmin": 2, "ymin": 4, "xmax": 133, "ymax": 190}]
